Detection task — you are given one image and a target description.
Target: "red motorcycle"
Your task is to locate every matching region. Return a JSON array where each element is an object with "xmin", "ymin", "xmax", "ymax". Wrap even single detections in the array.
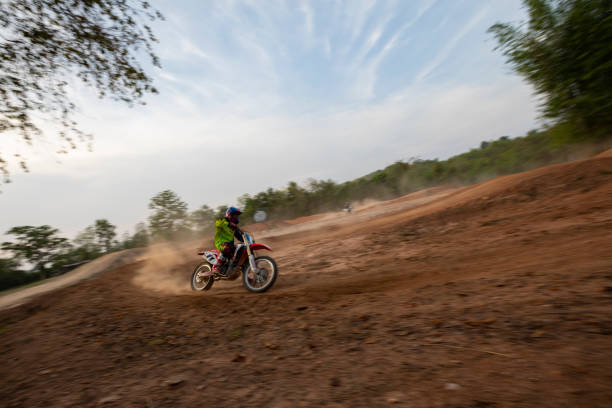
[{"xmin": 191, "ymin": 232, "xmax": 278, "ymax": 293}]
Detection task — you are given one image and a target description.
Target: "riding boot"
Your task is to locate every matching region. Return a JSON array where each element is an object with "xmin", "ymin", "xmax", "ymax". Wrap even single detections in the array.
[{"xmin": 213, "ymin": 254, "xmax": 227, "ymax": 275}]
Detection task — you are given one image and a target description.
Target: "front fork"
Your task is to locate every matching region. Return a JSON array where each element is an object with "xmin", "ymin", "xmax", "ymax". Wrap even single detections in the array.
[{"xmin": 243, "ymin": 234, "xmax": 258, "ymax": 273}]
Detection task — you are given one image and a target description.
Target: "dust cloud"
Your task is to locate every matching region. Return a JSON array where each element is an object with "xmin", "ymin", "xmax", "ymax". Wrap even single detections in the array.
[{"xmin": 132, "ymin": 242, "xmax": 196, "ymax": 295}]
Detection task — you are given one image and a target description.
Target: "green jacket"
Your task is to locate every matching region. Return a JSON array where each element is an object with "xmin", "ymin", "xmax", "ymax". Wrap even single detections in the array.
[{"xmin": 214, "ymin": 218, "xmax": 237, "ymax": 250}]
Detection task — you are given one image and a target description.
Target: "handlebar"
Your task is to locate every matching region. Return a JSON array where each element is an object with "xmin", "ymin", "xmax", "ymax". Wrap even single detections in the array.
[{"xmin": 242, "ymin": 232, "xmax": 255, "ymax": 244}]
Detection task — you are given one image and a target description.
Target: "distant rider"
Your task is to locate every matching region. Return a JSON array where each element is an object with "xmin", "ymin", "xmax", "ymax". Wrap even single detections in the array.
[{"xmin": 213, "ymin": 206, "xmax": 244, "ymax": 274}]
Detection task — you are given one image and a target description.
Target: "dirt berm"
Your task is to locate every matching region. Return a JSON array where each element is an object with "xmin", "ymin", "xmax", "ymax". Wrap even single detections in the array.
[
  {"xmin": 1, "ymin": 152, "xmax": 611, "ymax": 407},
  {"xmin": 0, "ymin": 249, "xmax": 146, "ymax": 311}
]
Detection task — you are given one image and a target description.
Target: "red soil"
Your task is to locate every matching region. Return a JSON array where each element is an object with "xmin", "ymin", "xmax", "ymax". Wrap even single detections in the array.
[{"xmin": 1, "ymin": 153, "xmax": 611, "ymax": 407}]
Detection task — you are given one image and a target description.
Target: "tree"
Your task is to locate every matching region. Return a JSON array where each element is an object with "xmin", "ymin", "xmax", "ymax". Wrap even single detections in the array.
[
  {"xmin": 148, "ymin": 190, "xmax": 188, "ymax": 240},
  {"xmin": 117, "ymin": 222, "xmax": 148, "ymax": 249},
  {"xmin": 72, "ymin": 218, "xmax": 116, "ymax": 254},
  {"xmin": 489, "ymin": 0, "xmax": 612, "ymax": 139},
  {"xmin": 189, "ymin": 205, "xmax": 216, "ymax": 236},
  {"xmin": 130, "ymin": 222, "xmax": 150, "ymax": 248},
  {"xmin": 73, "ymin": 225, "xmax": 102, "ymax": 258},
  {"xmin": 0, "ymin": 257, "xmax": 41, "ymax": 291},
  {"xmin": 285, "ymin": 181, "xmax": 310, "ymax": 217},
  {"xmin": 1, "ymin": 225, "xmax": 70, "ymax": 278},
  {"xmin": 0, "ymin": 258, "xmax": 20, "ymax": 275},
  {"xmin": 215, "ymin": 205, "xmax": 228, "ymax": 220},
  {"xmin": 237, "ymin": 194, "xmax": 255, "ymax": 221},
  {"xmin": 0, "ymin": 0, "xmax": 163, "ymax": 183},
  {"xmin": 94, "ymin": 219, "xmax": 117, "ymax": 252}
]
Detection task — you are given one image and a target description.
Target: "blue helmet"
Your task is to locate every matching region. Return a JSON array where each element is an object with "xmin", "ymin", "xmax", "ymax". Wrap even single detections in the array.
[{"xmin": 225, "ymin": 206, "xmax": 242, "ymax": 221}]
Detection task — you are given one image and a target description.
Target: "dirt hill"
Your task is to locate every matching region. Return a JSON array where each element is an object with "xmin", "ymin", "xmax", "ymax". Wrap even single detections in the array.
[{"xmin": 1, "ymin": 152, "xmax": 611, "ymax": 407}]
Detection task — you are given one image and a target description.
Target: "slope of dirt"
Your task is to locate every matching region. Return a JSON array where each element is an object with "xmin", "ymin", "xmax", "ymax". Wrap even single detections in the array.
[
  {"xmin": 0, "ymin": 249, "xmax": 146, "ymax": 310},
  {"xmin": 250, "ymin": 186, "xmax": 458, "ymax": 240},
  {"xmin": 1, "ymin": 155, "xmax": 611, "ymax": 408},
  {"xmin": 595, "ymin": 148, "xmax": 612, "ymax": 158}
]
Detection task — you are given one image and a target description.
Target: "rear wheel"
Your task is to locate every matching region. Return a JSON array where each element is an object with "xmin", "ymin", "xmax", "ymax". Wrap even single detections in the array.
[
  {"xmin": 191, "ymin": 262, "xmax": 214, "ymax": 291},
  {"xmin": 243, "ymin": 256, "xmax": 278, "ymax": 293}
]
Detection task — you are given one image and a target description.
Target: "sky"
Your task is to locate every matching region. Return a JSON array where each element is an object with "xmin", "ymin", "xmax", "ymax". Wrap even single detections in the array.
[{"xmin": 1, "ymin": 0, "xmax": 539, "ymax": 241}]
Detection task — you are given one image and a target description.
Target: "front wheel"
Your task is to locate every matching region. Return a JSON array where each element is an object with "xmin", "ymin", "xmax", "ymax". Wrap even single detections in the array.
[
  {"xmin": 191, "ymin": 262, "xmax": 214, "ymax": 291},
  {"xmin": 243, "ymin": 256, "xmax": 278, "ymax": 293}
]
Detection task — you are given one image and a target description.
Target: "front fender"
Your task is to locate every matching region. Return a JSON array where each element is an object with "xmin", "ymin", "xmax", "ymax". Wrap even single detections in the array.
[{"xmin": 250, "ymin": 243, "xmax": 272, "ymax": 251}]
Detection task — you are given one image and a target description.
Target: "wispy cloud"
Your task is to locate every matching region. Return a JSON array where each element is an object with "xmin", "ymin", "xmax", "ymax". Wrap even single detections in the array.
[
  {"xmin": 344, "ymin": 0, "xmax": 439, "ymax": 100},
  {"xmin": 414, "ymin": 4, "xmax": 489, "ymax": 84},
  {"xmin": 300, "ymin": 1, "xmax": 314, "ymax": 35},
  {"xmin": 1, "ymin": 0, "xmax": 537, "ymax": 240},
  {"xmin": 178, "ymin": 37, "xmax": 212, "ymax": 61},
  {"xmin": 351, "ymin": 30, "xmax": 401, "ymax": 100},
  {"xmin": 339, "ymin": 0, "xmax": 378, "ymax": 55},
  {"xmin": 351, "ymin": 16, "xmax": 386, "ymax": 65},
  {"xmin": 323, "ymin": 36, "xmax": 332, "ymax": 57}
]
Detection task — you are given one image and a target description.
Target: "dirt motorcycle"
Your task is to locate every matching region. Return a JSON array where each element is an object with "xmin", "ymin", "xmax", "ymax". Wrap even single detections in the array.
[{"xmin": 191, "ymin": 232, "xmax": 278, "ymax": 293}]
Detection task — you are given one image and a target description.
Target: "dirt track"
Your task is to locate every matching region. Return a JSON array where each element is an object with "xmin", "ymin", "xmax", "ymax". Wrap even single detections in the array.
[
  {"xmin": 0, "ymin": 249, "xmax": 146, "ymax": 310},
  {"xmin": 1, "ymin": 153, "xmax": 611, "ymax": 407}
]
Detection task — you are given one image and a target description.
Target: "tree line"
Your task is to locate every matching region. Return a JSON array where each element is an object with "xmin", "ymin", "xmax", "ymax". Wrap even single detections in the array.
[
  {"xmin": 0, "ymin": 190, "xmax": 229, "ymax": 291},
  {"xmin": 489, "ymin": 0, "xmax": 611, "ymax": 142},
  {"xmin": 3, "ymin": 121, "xmax": 609, "ymax": 291},
  {"xmin": 237, "ymin": 125, "xmax": 610, "ymax": 222},
  {"xmin": 2, "ymin": 0, "xmax": 610, "ymax": 291}
]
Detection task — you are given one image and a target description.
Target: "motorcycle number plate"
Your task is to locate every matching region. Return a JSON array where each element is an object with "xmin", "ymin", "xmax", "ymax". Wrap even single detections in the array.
[{"xmin": 204, "ymin": 252, "xmax": 218, "ymax": 265}]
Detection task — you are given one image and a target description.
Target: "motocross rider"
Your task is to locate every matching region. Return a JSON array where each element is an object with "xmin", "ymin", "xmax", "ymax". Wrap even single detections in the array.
[{"xmin": 213, "ymin": 206, "xmax": 244, "ymax": 274}]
